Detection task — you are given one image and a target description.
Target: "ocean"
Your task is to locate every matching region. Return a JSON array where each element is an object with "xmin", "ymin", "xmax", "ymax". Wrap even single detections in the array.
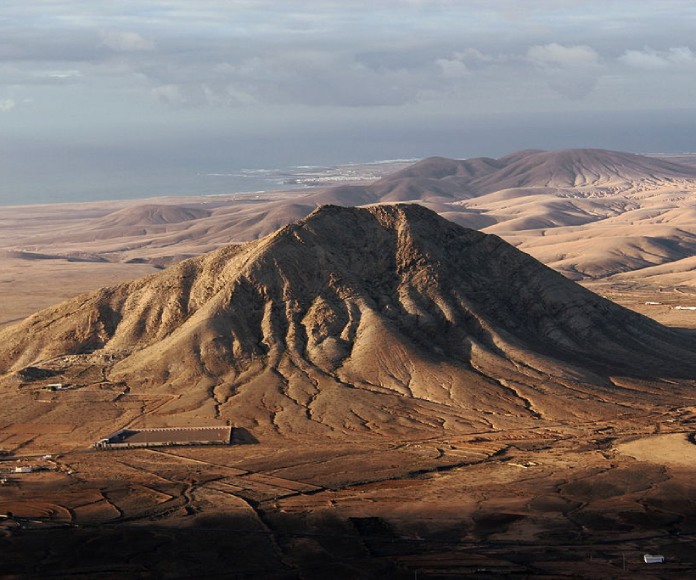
[{"xmin": 0, "ymin": 160, "xmax": 416, "ymax": 206}]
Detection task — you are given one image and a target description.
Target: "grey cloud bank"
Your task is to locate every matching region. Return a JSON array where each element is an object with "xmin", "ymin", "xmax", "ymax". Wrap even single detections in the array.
[{"xmin": 1, "ymin": 1, "xmax": 695, "ymax": 204}]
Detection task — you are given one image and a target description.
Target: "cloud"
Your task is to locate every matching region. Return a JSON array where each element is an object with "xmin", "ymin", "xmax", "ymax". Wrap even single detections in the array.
[
  {"xmin": 46, "ymin": 70, "xmax": 82, "ymax": 79},
  {"xmin": 1, "ymin": 1, "xmax": 695, "ymax": 119},
  {"xmin": 0, "ymin": 98, "xmax": 15, "ymax": 112},
  {"xmin": 101, "ymin": 30, "xmax": 155, "ymax": 52},
  {"xmin": 151, "ymin": 82, "xmax": 257, "ymax": 108},
  {"xmin": 436, "ymin": 49, "xmax": 504, "ymax": 78},
  {"xmin": 436, "ymin": 56, "xmax": 470, "ymax": 78},
  {"xmin": 527, "ymin": 43, "xmax": 599, "ymax": 68},
  {"xmin": 620, "ymin": 46, "xmax": 696, "ymax": 69},
  {"xmin": 144, "ymin": 47, "xmax": 431, "ymax": 108},
  {"xmin": 526, "ymin": 43, "xmax": 602, "ymax": 99}
]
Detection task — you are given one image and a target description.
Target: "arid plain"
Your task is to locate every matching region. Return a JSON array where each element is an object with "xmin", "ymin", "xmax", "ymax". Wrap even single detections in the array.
[{"xmin": 2, "ymin": 149, "xmax": 696, "ymax": 578}]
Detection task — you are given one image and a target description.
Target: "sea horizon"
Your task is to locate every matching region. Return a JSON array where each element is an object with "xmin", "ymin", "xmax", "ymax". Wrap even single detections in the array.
[{"xmin": 0, "ymin": 158, "xmax": 418, "ymax": 208}]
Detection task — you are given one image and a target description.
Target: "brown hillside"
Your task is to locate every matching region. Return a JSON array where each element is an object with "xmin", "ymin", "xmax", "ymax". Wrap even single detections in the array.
[
  {"xmin": 367, "ymin": 148, "xmax": 696, "ymax": 201},
  {"xmin": 2, "ymin": 205, "xmax": 695, "ymax": 439},
  {"xmin": 472, "ymin": 148, "xmax": 696, "ymax": 191},
  {"xmin": 100, "ymin": 204, "xmax": 212, "ymax": 226}
]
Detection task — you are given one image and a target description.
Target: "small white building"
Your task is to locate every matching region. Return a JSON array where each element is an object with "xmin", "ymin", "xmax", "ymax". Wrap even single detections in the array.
[
  {"xmin": 643, "ymin": 554, "xmax": 665, "ymax": 564},
  {"xmin": 14, "ymin": 466, "xmax": 33, "ymax": 474}
]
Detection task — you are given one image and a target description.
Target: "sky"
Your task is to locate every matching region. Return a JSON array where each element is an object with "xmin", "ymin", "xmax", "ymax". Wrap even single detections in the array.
[{"xmin": 2, "ymin": 0, "xmax": 696, "ymax": 203}]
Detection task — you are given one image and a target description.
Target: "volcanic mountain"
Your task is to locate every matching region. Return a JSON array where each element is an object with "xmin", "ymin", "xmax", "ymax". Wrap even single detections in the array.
[
  {"xmin": 2, "ymin": 204, "xmax": 696, "ymax": 438},
  {"xmin": 309, "ymin": 148, "xmax": 696, "ymax": 205}
]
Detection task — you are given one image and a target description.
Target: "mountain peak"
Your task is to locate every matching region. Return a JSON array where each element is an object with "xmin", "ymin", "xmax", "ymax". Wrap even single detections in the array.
[{"xmin": 2, "ymin": 204, "xmax": 695, "ymax": 439}]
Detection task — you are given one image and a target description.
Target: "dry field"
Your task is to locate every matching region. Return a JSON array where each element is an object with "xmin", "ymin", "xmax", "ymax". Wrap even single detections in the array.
[
  {"xmin": 2, "ymin": 150, "xmax": 696, "ymax": 577},
  {"xmin": 2, "ymin": 421, "xmax": 696, "ymax": 577}
]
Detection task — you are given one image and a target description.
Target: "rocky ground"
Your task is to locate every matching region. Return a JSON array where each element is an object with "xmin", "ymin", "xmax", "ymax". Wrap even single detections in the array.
[{"xmin": 2, "ymin": 416, "xmax": 696, "ymax": 578}]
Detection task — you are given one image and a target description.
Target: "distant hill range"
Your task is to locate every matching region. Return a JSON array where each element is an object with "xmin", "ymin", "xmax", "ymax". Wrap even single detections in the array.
[
  {"xmin": 309, "ymin": 148, "xmax": 696, "ymax": 204},
  {"xmin": 9, "ymin": 148, "xmax": 696, "ymax": 285},
  {"xmin": 2, "ymin": 205, "xmax": 695, "ymax": 437}
]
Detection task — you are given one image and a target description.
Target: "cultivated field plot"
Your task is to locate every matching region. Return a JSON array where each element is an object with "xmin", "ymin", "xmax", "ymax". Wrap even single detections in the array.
[{"xmin": 1, "ymin": 423, "xmax": 73, "ymax": 435}]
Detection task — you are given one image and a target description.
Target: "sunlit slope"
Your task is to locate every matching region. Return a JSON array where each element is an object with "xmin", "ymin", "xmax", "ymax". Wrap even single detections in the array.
[{"xmin": 2, "ymin": 205, "xmax": 695, "ymax": 436}]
